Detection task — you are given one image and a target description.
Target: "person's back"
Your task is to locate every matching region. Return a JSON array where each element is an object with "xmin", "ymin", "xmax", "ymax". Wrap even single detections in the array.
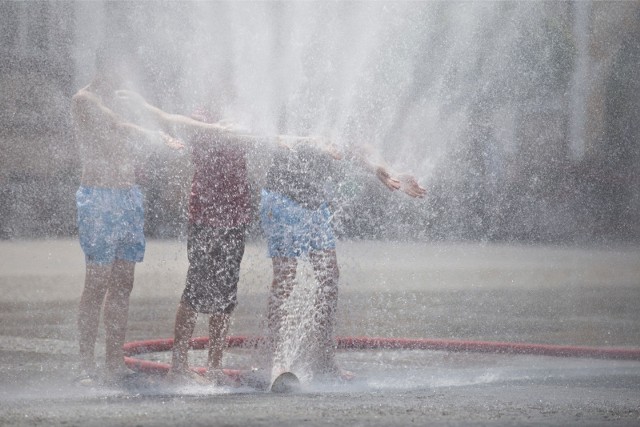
[
  {"xmin": 72, "ymin": 44, "xmax": 156, "ymax": 386},
  {"xmin": 264, "ymin": 142, "xmax": 335, "ymax": 210},
  {"xmin": 167, "ymin": 109, "xmax": 254, "ymax": 385},
  {"xmin": 260, "ymin": 139, "xmax": 425, "ymax": 381},
  {"xmin": 72, "ymin": 87, "xmax": 137, "ymax": 188},
  {"xmin": 189, "ymin": 109, "xmax": 251, "ymax": 227}
]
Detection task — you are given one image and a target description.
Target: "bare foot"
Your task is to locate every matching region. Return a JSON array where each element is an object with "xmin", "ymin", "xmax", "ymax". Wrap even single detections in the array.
[
  {"xmin": 74, "ymin": 366, "xmax": 99, "ymax": 387},
  {"xmin": 337, "ymin": 368, "xmax": 356, "ymax": 381},
  {"xmin": 204, "ymin": 369, "xmax": 234, "ymax": 387},
  {"xmin": 103, "ymin": 366, "xmax": 137, "ymax": 386}
]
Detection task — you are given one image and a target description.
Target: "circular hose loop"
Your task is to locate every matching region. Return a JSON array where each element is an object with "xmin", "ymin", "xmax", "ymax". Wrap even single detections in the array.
[{"xmin": 123, "ymin": 335, "xmax": 640, "ymax": 375}]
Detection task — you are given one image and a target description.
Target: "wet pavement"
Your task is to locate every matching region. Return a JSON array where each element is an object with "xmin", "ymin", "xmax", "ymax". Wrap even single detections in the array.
[{"xmin": 1, "ymin": 239, "xmax": 639, "ymax": 426}]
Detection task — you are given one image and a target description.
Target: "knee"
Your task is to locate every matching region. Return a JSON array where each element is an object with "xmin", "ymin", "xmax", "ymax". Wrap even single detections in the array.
[
  {"xmin": 111, "ymin": 261, "xmax": 135, "ymax": 295},
  {"xmin": 269, "ymin": 284, "xmax": 288, "ymax": 303},
  {"xmin": 319, "ymin": 264, "xmax": 339, "ymax": 286},
  {"xmin": 271, "ymin": 271, "xmax": 296, "ymax": 295},
  {"xmin": 111, "ymin": 279, "xmax": 134, "ymax": 298}
]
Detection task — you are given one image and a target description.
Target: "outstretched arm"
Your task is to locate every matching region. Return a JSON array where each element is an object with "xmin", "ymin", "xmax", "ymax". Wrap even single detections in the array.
[
  {"xmin": 115, "ymin": 90, "xmax": 228, "ymax": 142},
  {"xmin": 114, "ymin": 90, "xmax": 299, "ymax": 148},
  {"xmin": 346, "ymin": 143, "xmax": 426, "ymax": 198},
  {"xmin": 73, "ymin": 90, "xmax": 183, "ymax": 150},
  {"xmin": 115, "ymin": 90, "xmax": 340, "ymax": 151}
]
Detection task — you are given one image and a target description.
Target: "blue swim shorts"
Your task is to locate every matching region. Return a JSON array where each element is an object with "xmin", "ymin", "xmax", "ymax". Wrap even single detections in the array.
[
  {"xmin": 259, "ymin": 189, "xmax": 336, "ymax": 258},
  {"xmin": 76, "ymin": 186, "xmax": 145, "ymax": 264}
]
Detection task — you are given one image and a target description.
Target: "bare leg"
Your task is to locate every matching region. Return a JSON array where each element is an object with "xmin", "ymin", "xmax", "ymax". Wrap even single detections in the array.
[
  {"xmin": 165, "ymin": 301, "xmax": 210, "ymax": 385},
  {"xmin": 170, "ymin": 301, "xmax": 198, "ymax": 373},
  {"xmin": 267, "ymin": 257, "xmax": 297, "ymax": 370},
  {"xmin": 78, "ymin": 263, "xmax": 112, "ymax": 372},
  {"xmin": 103, "ymin": 259, "xmax": 135, "ymax": 375},
  {"xmin": 207, "ymin": 313, "xmax": 230, "ymax": 372},
  {"xmin": 204, "ymin": 313, "xmax": 230, "ymax": 385},
  {"xmin": 309, "ymin": 249, "xmax": 349, "ymax": 378}
]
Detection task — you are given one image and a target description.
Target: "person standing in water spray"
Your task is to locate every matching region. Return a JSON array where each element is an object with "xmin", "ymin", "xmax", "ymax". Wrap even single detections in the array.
[
  {"xmin": 72, "ymin": 44, "xmax": 184, "ymax": 386},
  {"xmin": 114, "ymin": 91, "xmax": 343, "ymax": 386},
  {"xmin": 260, "ymin": 139, "xmax": 426, "ymax": 381},
  {"xmin": 165, "ymin": 107, "xmax": 253, "ymax": 386},
  {"xmin": 72, "ymin": 43, "xmax": 301, "ymax": 386},
  {"xmin": 115, "ymin": 78, "xmax": 423, "ymax": 386}
]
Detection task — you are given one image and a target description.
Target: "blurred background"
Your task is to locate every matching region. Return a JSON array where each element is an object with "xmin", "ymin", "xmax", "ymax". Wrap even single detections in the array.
[{"xmin": 0, "ymin": 1, "xmax": 638, "ymax": 244}]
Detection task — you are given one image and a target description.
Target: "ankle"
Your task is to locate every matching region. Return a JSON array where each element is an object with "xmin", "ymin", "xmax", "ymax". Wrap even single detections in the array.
[
  {"xmin": 205, "ymin": 368, "xmax": 229, "ymax": 386},
  {"xmin": 169, "ymin": 364, "xmax": 190, "ymax": 374}
]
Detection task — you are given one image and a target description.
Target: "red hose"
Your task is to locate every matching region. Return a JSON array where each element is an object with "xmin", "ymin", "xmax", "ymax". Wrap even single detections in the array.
[
  {"xmin": 123, "ymin": 336, "xmax": 252, "ymax": 380},
  {"xmin": 336, "ymin": 337, "xmax": 640, "ymax": 360},
  {"xmin": 123, "ymin": 335, "xmax": 640, "ymax": 375}
]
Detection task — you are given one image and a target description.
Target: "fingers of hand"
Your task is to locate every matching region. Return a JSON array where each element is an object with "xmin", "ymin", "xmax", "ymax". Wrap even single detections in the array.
[
  {"xmin": 392, "ymin": 174, "xmax": 426, "ymax": 198},
  {"xmin": 402, "ymin": 181, "xmax": 426, "ymax": 198},
  {"xmin": 328, "ymin": 145, "xmax": 343, "ymax": 160},
  {"xmin": 386, "ymin": 177, "xmax": 401, "ymax": 190}
]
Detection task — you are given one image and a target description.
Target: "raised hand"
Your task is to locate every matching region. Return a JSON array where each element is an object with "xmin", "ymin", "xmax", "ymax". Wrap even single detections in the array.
[
  {"xmin": 397, "ymin": 174, "xmax": 426, "ymax": 198},
  {"xmin": 375, "ymin": 166, "xmax": 401, "ymax": 191}
]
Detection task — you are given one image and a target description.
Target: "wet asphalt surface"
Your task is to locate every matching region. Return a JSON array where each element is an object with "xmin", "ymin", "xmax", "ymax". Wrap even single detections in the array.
[{"xmin": 1, "ymin": 239, "xmax": 639, "ymax": 426}]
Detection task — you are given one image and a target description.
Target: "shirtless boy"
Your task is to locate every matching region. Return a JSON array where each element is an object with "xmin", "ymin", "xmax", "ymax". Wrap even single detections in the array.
[
  {"xmin": 114, "ymin": 91, "xmax": 339, "ymax": 386},
  {"xmin": 72, "ymin": 45, "xmax": 182, "ymax": 385},
  {"xmin": 261, "ymin": 141, "xmax": 425, "ymax": 381}
]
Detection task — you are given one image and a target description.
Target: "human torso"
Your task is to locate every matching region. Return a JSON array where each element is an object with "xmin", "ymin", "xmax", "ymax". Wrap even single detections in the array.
[
  {"xmin": 264, "ymin": 144, "xmax": 335, "ymax": 209},
  {"xmin": 189, "ymin": 132, "xmax": 252, "ymax": 227},
  {"xmin": 73, "ymin": 86, "xmax": 137, "ymax": 188}
]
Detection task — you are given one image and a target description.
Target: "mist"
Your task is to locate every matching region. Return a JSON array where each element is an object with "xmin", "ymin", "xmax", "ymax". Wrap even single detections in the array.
[{"xmin": 1, "ymin": 1, "xmax": 638, "ymax": 244}]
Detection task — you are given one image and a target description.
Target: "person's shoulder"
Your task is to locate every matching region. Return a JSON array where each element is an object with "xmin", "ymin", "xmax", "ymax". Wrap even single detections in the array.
[
  {"xmin": 72, "ymin": 86, "xmax": 99, "ymax": 104},
  {"xmin": 71, "ymin": 89, "xmax": 91, "ymax": 118},
  {"xmin": 71, "ymin": 87, "xmax": 105, "ymax": 122}
]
